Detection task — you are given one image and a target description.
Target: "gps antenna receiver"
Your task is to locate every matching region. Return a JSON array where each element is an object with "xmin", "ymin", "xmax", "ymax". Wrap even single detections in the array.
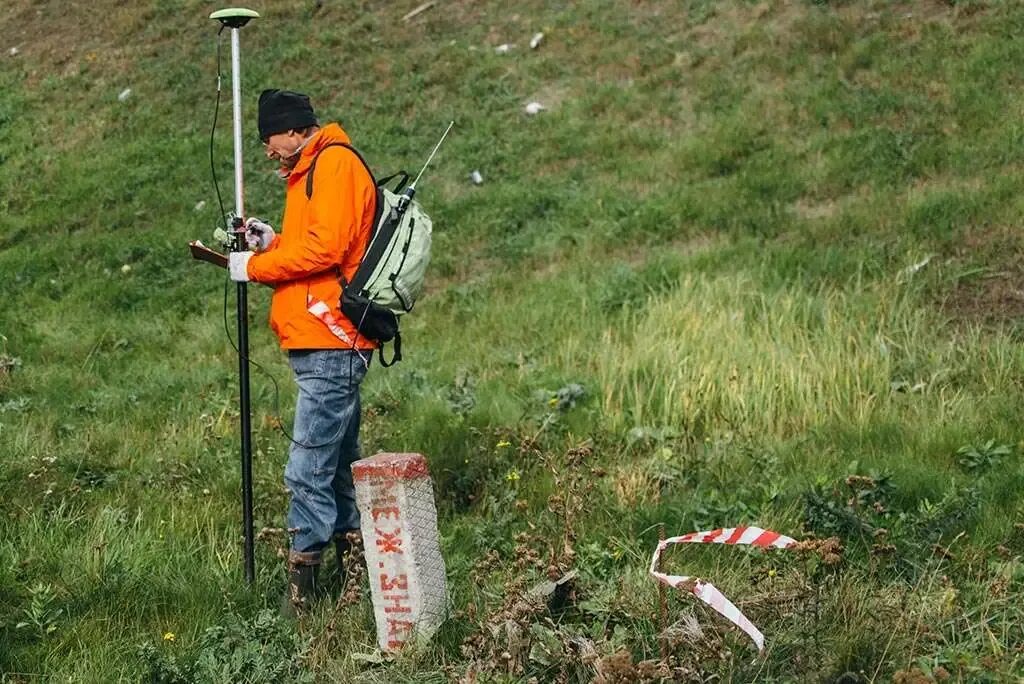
[{"xmin": 210, "ymin": 7, "xmax": 259, "ymax": 28}]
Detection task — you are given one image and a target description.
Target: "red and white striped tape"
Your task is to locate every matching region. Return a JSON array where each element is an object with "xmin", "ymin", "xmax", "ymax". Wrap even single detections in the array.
[
  {"xmin": 306, "ymin": 294, "xmax": 352, "ymax": 344},
  {"xmin": 649, "ymin": 526, "xmax": 797, "ymax": 652}
]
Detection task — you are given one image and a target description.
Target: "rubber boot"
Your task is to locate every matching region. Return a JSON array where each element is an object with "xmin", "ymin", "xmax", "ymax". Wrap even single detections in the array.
[{"xmin": 279, "ymin": 551, "xmax": 320, "ymax": 619}]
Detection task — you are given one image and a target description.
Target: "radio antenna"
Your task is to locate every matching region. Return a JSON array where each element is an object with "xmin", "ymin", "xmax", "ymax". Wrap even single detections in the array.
[
  {"xmin": 396, "ymin": 121, "xmax": 454, "ymax": 214},
  {"xmin": 412, "ymin": 121, "xmax": 454, "ymax": 189}
]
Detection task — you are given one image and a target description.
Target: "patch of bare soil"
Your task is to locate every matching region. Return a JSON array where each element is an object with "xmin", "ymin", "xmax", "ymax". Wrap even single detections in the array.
[{"xmin": 942, "ymin": 224, "xmax": 1024, "ymax": 324}]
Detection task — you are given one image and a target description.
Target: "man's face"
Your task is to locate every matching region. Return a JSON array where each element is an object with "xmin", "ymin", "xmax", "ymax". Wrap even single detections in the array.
[{"xmin": 262, "ymin": 130, "xmax": 306, "ymax": 169}]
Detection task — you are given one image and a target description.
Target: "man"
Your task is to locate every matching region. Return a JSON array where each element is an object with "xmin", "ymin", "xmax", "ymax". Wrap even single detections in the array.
[{"xmin": 227, "ymin": 89, "xmax": 377, "ymax": 615}]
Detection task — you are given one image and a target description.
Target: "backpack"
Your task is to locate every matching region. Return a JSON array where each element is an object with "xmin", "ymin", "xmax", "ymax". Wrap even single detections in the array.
[{"xmin": 305, "ymin": 143, "xmax": 432, "ymax": 366}]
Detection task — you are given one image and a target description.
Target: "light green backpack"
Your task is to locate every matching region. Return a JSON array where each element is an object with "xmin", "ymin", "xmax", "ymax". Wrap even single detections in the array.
[{"xmin": 305, "ymin": 143, "xmax": 432, "ymax": 366}]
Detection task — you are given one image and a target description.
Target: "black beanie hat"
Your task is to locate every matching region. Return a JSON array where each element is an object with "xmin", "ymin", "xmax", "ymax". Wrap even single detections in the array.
[{"xmin": 257, "ymin": 89, "xmax": 318, "ymax": 141}]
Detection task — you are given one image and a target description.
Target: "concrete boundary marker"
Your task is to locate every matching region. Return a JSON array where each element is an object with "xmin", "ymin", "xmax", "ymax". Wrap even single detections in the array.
[{"xmin": 353, "ymin": 452, "xmax": 448, "ymax": 651}]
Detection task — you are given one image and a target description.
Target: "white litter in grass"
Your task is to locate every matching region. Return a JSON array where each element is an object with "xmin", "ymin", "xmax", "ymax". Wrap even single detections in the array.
[
  {"xmin": 118, "ymin": 88, "xmax": 132, "ymax": 102},
  {"xmin": 402, "ymin": 1, "xmax": 435, "ymax": 22},
  {"xmin": 530, "ymin": 32, "xmax": 544, "ymax": 49},
  {"xmin": 8, "ymin": 47, "xmax": 19, "ymax": 57},
  {"xmin": 121, "ymin": 264, "xmax": 132, "ymax": 274},
  {"xmin": 194, "ymin": 200, "xmax": 206, "ymax": 212},
  {"xmin": 494, "ymin": 43, "xmax": 514, "ymax": 54},
  {"xmin": 891, "ymin": 379, "xmax": 927, "ymax": 394},
  {"xmin": 524, "ymin": 102, "xmax": 546, "ymax": 115},
  {"xmin": 469, "ymin": 170, "xmax": 483, "ymax": 185},
  {"xmin": 900, "ymin": 255, "xmax": 934, "ymax": 279}
]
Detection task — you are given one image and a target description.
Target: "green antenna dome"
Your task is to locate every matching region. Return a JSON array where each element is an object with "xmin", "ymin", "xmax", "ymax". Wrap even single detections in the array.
[{"xmin": 210, "ymin": 8, "xmax": 259, "ymax": 28}]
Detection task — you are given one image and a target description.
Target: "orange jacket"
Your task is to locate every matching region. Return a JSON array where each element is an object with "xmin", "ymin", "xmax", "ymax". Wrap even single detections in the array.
[{"xmin": 246, "ymin": 123, "xmax": 377, "ymax": 350}]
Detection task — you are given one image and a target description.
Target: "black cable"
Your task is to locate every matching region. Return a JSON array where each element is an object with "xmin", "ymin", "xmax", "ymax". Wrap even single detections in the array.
[{"xmin": 210, "ymin": 26, "xmax": 227, "ymax": 225}]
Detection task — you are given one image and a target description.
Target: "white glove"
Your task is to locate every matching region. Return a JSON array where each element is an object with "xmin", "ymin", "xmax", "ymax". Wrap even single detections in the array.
[
  {"xmin": 244, "ymin": 217, "xmax": 276, "ymax": 251},
  {"xmin": 229, "ymin": 251, "xmax": 253, "ymax": 282}
]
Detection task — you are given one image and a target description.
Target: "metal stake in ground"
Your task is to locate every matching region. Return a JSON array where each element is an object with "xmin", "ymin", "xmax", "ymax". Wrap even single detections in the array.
[
  {"xmin": 658, "ymin": 522, "xmax": 668, "ymax": 659},
  {"xmin": 210, "ymin": 6, "xmax": 260, "ymax": 585}
]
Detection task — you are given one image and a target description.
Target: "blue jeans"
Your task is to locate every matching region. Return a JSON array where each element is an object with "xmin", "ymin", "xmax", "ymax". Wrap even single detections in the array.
[{"xmin": 285, "ymin": 349, "xmax": 370, "ymax": 559}]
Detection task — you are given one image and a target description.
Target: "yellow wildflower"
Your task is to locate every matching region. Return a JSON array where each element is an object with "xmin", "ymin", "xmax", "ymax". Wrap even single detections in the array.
[
  {"xmin": 163, "ymin": 632, "xmax": 176, "ymax": 642},
  {"xmin": 496, "ymin": 440, "xmax": 511, "ymax": 449},
  {"xmin": 505, "ymin": 469, "xmax": 520, "ymax": 483}
]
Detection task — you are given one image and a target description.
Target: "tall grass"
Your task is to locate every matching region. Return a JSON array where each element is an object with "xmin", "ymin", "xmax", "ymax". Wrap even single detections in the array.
[{"xmin": 594, "ymin": 269, "xmax": 1016, "ymax": 442}]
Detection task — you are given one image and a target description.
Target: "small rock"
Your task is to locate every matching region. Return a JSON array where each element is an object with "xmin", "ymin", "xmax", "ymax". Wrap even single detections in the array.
[
  {"xmin": 8, "ymin": 47, "xmax": 19, "ymax": 57},
  {"xmin": 118, "ymin": 88, "xmax": 132, "ymax": 102},
  {"xmin": 528, "ymin": 570, "xmax": 578, "ymax": 611},
  {"xmin": 469, "ymin": 170, "xmax": 483, "ymax": 185},
  {"xmin": 194, "ymin": 200, "xmax": 206, "ymax": 212},
  {"xmin": 524, "ymin": 101, "xmax": 546, "ymax": 115},
  {"xmin": 494, "ymin": 43, "xmax": 514, "ymax": 54},
  {"xmin": 529, "ymin": 32, "xmax": 544, "ymax": 49},
  {"xmin": 351, "ymin": 652, "xmax": 387, "ymax": 665}
]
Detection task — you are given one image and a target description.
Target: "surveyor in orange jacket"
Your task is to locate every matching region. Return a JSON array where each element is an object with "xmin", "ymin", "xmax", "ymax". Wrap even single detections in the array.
[{"xmin": 228, "ymin": 89, "xmax": 375, "ymax": 616}]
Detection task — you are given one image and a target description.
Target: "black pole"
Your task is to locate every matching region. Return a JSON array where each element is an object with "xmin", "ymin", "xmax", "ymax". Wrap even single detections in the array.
[
  {"xmin": 238, "ymin": 284, "xmax": 255, "ymax": 584},
  {"xmin": 234, "ymin": 222, "xmax": 256, "ymax": 585}
]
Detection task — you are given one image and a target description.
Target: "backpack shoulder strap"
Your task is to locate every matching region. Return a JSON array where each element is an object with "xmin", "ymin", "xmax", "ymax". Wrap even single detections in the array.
[
  {"xmin": 304, "ymin": 142, "xmax": 377, "ymax": 199},
  {"xmin": 304, "ymin": 142, "xmax": 385, "ymax": 280}
]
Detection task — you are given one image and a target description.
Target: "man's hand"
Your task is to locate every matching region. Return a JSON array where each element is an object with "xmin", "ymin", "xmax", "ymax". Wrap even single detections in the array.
[
  {"xmin": 229, "ymin": 251, "xmax": 253, "ymax": 282},
  {"xmin": 245, "ymin": 217, "xmax": 276, "ymax": 251}
]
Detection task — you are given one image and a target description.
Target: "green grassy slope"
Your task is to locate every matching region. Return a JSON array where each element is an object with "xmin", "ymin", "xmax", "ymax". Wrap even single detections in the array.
[{"xmin": 2, "ymin": 1, "xmax": 1024, "ymax": 681}]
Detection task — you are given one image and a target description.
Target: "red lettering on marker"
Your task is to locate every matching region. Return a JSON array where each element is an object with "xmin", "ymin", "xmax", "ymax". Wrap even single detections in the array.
[
  {"xmin": 380, "ymin": 573, "xmax": 409, "ymax": 591},
  {"xmin": 383, "ymin": 593, "xmax": 412, "ymax": 613},
  {"xmin": 370, "ymin": 490, "xmax": 397, "ymax": 504},
  {"xmin": 375, "ymin": 528, "xmax": 403, "ymax": 554},
  {"xmin": 387, "ymin": 619, "xmax": 415, "ymax": 637},
  {"xmin": 372, "ymin": 506, "xmax": 401, "ymax": 522}
]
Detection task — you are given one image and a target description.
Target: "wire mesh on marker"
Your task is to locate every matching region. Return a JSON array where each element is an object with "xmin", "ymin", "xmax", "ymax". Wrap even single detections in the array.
[{"xmin": 403, "ymin": 472, "xmax": 447, "ymax": 624}]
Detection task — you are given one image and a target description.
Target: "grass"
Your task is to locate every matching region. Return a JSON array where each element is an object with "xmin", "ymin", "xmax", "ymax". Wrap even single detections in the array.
[{"xmin": 3, "ymin": 0, "xmax": 1024, "ymax": 681}]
